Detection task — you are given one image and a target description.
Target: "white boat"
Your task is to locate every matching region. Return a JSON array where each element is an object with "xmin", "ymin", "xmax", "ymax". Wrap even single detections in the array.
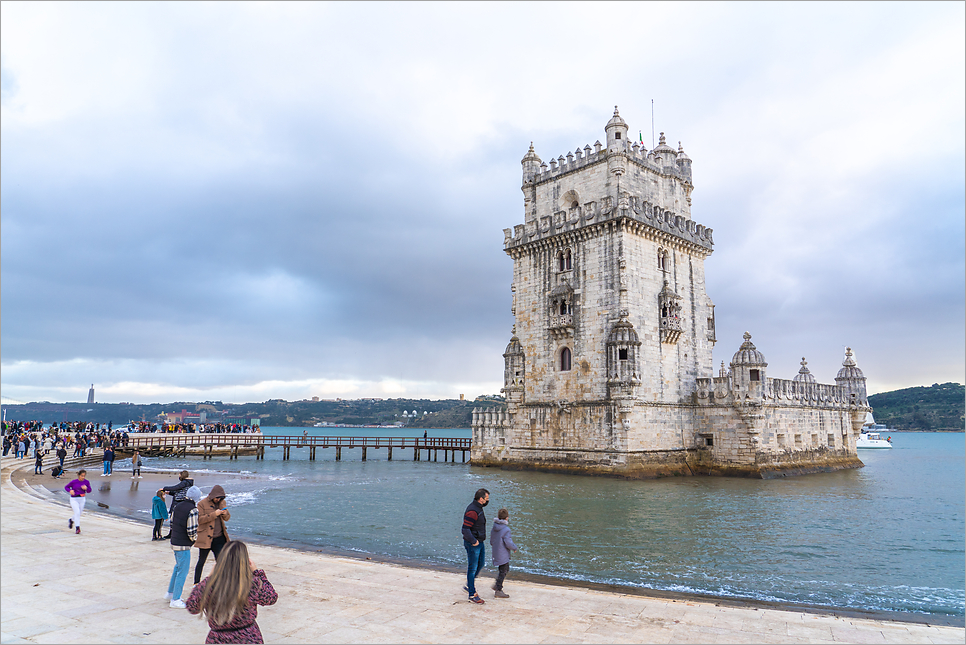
[{"xmin": 858, "ymin": 413, "xmax": 893, "ymax": 449}]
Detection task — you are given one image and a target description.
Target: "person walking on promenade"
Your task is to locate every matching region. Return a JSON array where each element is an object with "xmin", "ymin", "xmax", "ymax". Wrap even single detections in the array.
[
  {"xmin": 16, "ymin": 438, "xmax": 26, "ymax": 459},
  {"xmin": 64, "ymin": 469, "xmax": 93, "ymax": 534},
  {"xmin": 102, "ymin": 445, "xmax": 115, "ymax": 476},
  {"xmin": 131, "ymin": 450, "xmax": 143, "ymax": 478},
  {"xmin": 3, "ymin": 435, "xmax": 11, "ymax": 456},
  {"xmin": 490, "ymin": 508, "xmax": 519, "ymax": 599},
  {"xmin": 34, "ymin": 445, "xmax": 47, "ymax": 475},
  {"xmin": 194, "ymin": 485, "xmax": 231, "ymax": 584},
  {"xmin": 461, "ymin": 487, "xmax": 490, "ymax": 604},
  {"xmin": 167, "ymin": 485, "xmax": 203, "ymax": 609},
  {"xmin": 56, "ymin": 444, "xmax": 67, "ymax": 468},
  {"xmin": 153, "ymin": 489, "xmax": 170, "ymax": 540},
  {"xmin": 186, "ymin": 541, "xmax": 278, "ymax": 644}
]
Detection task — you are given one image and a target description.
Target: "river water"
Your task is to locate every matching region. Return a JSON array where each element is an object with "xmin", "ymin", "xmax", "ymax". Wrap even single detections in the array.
[{"xmin": 92, "ymin": 429, "xmax": 964, "ymax": 619}]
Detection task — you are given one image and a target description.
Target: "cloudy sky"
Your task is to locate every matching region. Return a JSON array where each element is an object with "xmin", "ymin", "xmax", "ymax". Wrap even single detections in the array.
[{"xmin": 2, "ymin": 2, "xmax": 963, "ymax": 405}]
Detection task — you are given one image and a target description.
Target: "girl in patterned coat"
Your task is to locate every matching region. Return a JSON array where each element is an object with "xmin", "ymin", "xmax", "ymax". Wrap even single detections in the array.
[{"xmin": 186, "ymin": 540, "xmax": 277, "ymax": 644}]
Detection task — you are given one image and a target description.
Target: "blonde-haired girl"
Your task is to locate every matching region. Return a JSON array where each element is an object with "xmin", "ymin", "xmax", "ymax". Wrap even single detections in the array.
[{"xmin": 185, "ymin": 541, "xmax": 277, "ymax": 644}]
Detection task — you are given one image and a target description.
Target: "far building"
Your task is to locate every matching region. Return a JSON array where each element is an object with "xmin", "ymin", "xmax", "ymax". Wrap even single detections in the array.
[
  {"xmin": 471, "ymin": 107, "xmax": 870, "ymax": 479},
  {"xmin": 87, "ymin": 384, "xmax": 95, "ymax": 404}
]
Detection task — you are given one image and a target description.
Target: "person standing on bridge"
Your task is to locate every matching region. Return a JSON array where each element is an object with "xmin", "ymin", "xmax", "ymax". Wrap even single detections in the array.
[{"xmin": 461, "ymin": 488, "xmax": 490, "ymax": 605}]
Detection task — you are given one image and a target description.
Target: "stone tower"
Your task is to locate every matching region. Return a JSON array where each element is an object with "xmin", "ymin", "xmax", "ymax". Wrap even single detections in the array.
[
  {"xmin": 473, "ymin": 108, "xmax": 867, "ymax": 478},
  {"xmin": 87, "ymin": 384, "xmax": 95, "ymax": 405}
]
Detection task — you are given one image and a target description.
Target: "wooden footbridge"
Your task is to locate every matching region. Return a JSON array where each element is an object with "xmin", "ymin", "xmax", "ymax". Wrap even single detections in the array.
[{"xmin": 128, "ymin": 434, "xmax": 472, "ymax": 462}]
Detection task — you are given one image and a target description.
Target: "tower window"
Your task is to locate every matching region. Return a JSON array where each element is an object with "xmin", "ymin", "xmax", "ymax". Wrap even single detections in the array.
[
  {"xmin": 750, "ymin": 369, "xmax": 760, "ymax": 381},
  {"xmin": 618, "ymin": 348, "xmax": 628, "ymax": 361},
  {"xmin": 560, "ymin": 347, "xmax": 572, "ymax": 372},
  {"xmin": 615, "ymin": 132, "xmax": 621, "ymax": 140}
]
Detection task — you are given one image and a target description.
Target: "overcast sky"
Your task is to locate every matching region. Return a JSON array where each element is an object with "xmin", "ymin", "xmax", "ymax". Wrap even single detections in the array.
[{"xmin": 2, "ymin": 2, "xmax": 963, "ymax": 405}]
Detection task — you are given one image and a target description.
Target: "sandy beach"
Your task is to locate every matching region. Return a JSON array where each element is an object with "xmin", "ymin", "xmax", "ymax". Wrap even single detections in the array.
[{"xmin": 1, "ymin": 456, "xmax": 963, "ymax": 644}]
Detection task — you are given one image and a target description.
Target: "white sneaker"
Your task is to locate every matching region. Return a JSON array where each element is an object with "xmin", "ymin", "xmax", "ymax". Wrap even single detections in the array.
[
  {"xmin": 169, "ymin": 599, "xmax": 186, "ymax": 609},
  {"xmin": 163, "ymin": 592, "xmax": 173, "ymax": 600}
]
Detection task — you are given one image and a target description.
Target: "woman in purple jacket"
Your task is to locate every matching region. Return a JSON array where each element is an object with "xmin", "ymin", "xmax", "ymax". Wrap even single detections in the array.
[{"xmin": 64, "ymin": 469, "xmax": 93, "ymax": 534}]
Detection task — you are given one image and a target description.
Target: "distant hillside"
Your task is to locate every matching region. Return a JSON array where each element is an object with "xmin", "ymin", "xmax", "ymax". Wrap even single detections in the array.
[
  {"xmin": 868, "ymin": 382, "xmax": 964, "ymax": 432},
  {"xmin": 0, "ymin": 397, "xmax": 480, "ymax": 428}
]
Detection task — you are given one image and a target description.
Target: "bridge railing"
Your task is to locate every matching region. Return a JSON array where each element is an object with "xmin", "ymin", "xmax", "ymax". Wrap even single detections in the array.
[{"xmin": 128, "ymin": 434, "xmax": 471, "ymax": 450}]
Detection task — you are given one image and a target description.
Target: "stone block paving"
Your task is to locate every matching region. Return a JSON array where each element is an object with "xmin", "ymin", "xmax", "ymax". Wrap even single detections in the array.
[{"xmin": 2, "ymin": 456, "xmax": 962, "ymax": 644}]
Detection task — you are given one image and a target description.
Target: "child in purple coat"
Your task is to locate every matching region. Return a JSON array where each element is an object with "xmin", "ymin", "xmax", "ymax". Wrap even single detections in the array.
[{"xmin": 489, "ymin": 508, "xmax": 519, "ymax": 598}]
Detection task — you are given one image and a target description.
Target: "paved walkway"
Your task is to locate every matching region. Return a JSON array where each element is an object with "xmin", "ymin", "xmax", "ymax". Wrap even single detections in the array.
[{"xmin": 1, "ymin": 456, "xmax": 962, "ymax": 644}]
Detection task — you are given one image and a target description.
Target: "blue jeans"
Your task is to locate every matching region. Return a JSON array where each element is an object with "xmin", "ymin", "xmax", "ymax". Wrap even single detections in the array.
[
  {"xmin": 463, "ymin": 540, "xmax": 485, "ymax": 597},
  {"xmin": 103, "ymin": 461, "xmax": 112, "ymax": 475},
  {"xmin": 168, "ymin": 549, "xmax": 191, "ymax": 601}
]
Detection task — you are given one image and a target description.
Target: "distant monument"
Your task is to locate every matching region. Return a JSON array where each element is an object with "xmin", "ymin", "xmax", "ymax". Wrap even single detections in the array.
[
  {"xmin": 87, "ymin": 384, "xmax": 95, "ymax": 404},
  {"xmin": 471, "ymin": 107, "xmax": 870, "ymax": 479}
]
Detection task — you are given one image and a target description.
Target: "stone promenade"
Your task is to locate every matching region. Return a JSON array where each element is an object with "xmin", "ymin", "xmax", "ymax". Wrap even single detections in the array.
[{"xmin": 1, "ymin": 456, "xmax": 962, "ymax": 644}]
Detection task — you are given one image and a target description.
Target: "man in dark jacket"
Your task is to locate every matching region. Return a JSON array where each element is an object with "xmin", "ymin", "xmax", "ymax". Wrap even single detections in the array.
[{"xmin": 461, "ymin": 488, "xmax": 490, "ymax": 604}]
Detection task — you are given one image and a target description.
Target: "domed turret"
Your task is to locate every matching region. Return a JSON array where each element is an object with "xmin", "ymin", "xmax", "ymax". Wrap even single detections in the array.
[
  {"xmin": 835, "ymin": 347, "xmax": 865, "ymax": 381},
  {"xmin": 730, "ymin": 332, "xmax": 767, "ymax": 394},
  {"xmin": 835, "ymin": 347, "xmax": 868, "ymax": 406},
  {"xmin": 605, "ymin": 106, "xmax": 629, "ymax": 154},
  {"xmin": 675, "ymin": 141, "xmax": 692, "ymax": 179},
  {"xmin": 793, "ymin": 357, "xmax": 816, "ymax": 383},
  {"xmin": 731, "ymin": 332, "xmax": 767, "ymax": 367},
  {"xmin": 521, "ymin": 142, "xmax": 542, "ymax": 185}
]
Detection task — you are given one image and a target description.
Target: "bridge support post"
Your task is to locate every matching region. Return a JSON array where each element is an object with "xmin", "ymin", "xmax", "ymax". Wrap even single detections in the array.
[
  {"xmin": 336, "ymin": 447, "xmax": 341, "ymax": 461},
  {"xmin": 283, "ymin": 446, "xmax": 290, "ymax": 460},
  {"xmin": 362, "ymin": 447, "xmax": 367, "ymax": 461},
  {"xmin": 256, "ymin": 446, "xmax": 264, "ymax": 460},
  {"xmin": 434, "ymin": 449, "xmax": 438, "ymax": 462},
  {"xmin": 310, "ymin": 446, "xmax": 316, "ymax": 461},
  {"xmin": 413, "ymin": 447, "xmax": 418, "ymax": 461},
  {"xmin": 462, "ymin": 450, "xmax": 466, "ymax": 463},
  {"xmin": 231, "ymin": 446, "xmax": 238, "ymax": 460},
  {"xmin": 387, "ymin": 447, "xmax": 392, "ymax": 461}
]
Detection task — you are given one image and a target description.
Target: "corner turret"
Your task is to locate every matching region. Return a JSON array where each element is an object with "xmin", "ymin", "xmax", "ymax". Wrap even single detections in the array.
[
  {"xmin": 605, "ymin": 106, "xmax": 629, "ymax": 154},
  {"xmin": 835, "ymin": 347, "xmax": 868, "ymax": 407},
  {"xmin": 521, "ymin": 142, "xmax": 542, "ymax": 186},
  {"xmin": 730, "ymin": 332, "xmax": 768, "ymax": 399}
]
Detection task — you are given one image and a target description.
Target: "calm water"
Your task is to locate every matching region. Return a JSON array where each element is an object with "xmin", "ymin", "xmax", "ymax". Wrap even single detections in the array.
[{"xmin": 90, "ymin": 429, "xmax": 964, "ymax": 619}]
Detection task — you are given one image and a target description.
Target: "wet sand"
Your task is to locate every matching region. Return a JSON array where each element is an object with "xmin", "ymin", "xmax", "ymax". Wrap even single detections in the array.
[{"xmin": 3, "ymin": 456, "xmax": 963, "ymax": 644}]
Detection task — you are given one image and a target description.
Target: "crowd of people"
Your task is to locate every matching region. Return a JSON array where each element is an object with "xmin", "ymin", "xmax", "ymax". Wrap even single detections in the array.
[
  {"xmin": 1, "ymin": 420, "xmax": 138, "ymax": 477},
  {"xmin": 4, "ymin": 420, "xmax": 521, "ymax": 642}
]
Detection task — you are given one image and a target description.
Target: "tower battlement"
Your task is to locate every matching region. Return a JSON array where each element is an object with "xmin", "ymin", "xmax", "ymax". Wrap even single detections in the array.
[
  {"xmin": 525, "ymin": 134, "xmax": 693, "ymax": 187},
  {"xmin": 502, "ymin": 195, "xmax": 713, "ymax": 254}
]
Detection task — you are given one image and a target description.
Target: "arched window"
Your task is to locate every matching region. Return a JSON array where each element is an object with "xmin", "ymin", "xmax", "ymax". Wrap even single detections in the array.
[
  {"xmin": 565, "ymin": 249, "xmax": 572, "ymax": 270},
  {"xmin": 560, "ymin": 347, "xmax": 572, "ymax": 372},
  {"xmin": 558, "ymin": 252, "xmax": 566, "ymax": 272},
  {"xmin": 559, "ymin": 299, "xmax": 568, "ymax": 315}
]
